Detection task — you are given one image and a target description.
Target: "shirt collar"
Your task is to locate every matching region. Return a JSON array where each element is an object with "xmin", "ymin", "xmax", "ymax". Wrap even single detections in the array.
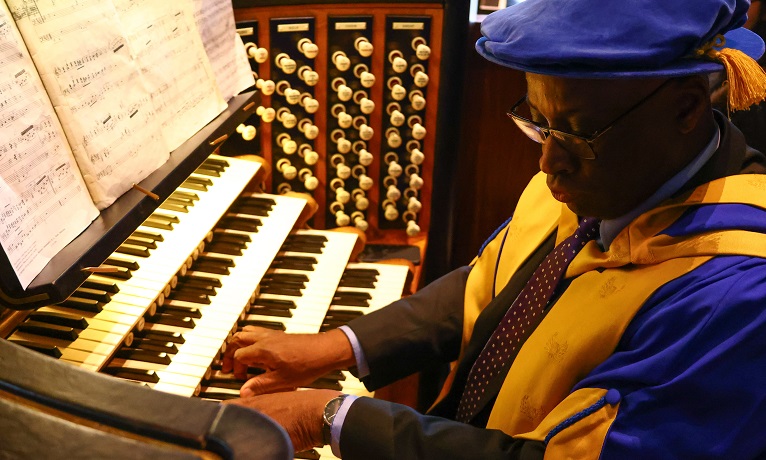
[{"xmin": 599, "ymin": 124, "xmax": 721, "ymax": 249}]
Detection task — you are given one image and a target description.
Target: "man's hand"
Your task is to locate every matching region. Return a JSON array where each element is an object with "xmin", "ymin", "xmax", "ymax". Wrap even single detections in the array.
[
  {"xmin": 223, "ymin": 389, "xmax": 341, "ymax": 453},
  {"xmin": 222, "ymin": 326, "xmax": 356, "ymax": 397}
]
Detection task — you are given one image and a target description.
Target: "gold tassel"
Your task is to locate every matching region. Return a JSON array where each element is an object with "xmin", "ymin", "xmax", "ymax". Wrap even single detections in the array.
[{"xmin": 696, "ymin": 34, "xmax": 766, "ymax": 112}]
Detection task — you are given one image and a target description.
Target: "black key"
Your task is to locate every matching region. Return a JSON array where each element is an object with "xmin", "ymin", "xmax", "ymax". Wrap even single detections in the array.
[
  {"xmin": 271, "ymin": 256, "xmax": 317, "ymax": 271},
  {"xmin": 253, "ymin": 298, "xmax": 296, "ymax": 309},
  {"xmin": 203, "ymin": 378, "xmax": 247, "ymax": 390},
  {"xmin": 205, "ymin": 242, "xmax": 244, "ymax": 256},
  {"xmin": 304, "ymin": 378, "xmax": 343, "ymax": 391},
  {"xmin": 74, "ymin": 287, "xmax": 111, "ymax": 303},
  {"xmin": 147, "ymin": 313, "xmax": 196, "ymax": 329},
  {"xmin": 19, "ymin": 320, "xmax": 78, "ymax": 341},
  {"xmin": 181, "ymin": 180, "xmax": 207, "ymax": 192},
  {"xmin": 179, "ymin": 274, "xmax": 222, "ymax": 288},
  {"xmin": 104, "ymin": 257, "xmax": 141, "ymax": 271},
  {"xmin": 115, "ymin": 349, "xmax": 172, "ymax": 365},
  {"xmin": 211, "ymin": 231, "xmax": 251, "ymax": 244},
  {"xmin": 135, "ymin": 329, "xmax": 185, "ymax": 344},
  {"xmin": 260, "ymin": 286, "xmax": 303, "ymax": 297},
  {"xmin": 294, "ymin": 450, "xmax": 321, "ymax": 460},
  {"xmin": 81, "ymin": 279, "xmax": 120, "ymax": 294},
  {"xmin": 324, "ymin": 310, "xmax": 365, "ymax": 322},
  {"xmin": 196, "ymin": 255, "xmax": 235, "ymax": 267},
  {"xmin": 199, "ymin": 391, "xmax": 239, "ymax": 400},
  {"xmin": 185, "ymin": 176, "xmax": 214, "ymax": 187},
  {"xmin": 238, "ymin": 319, "xmax": 285, "ymax": 330},
  {"xmin": 60, "ymin": 296, "xmax": 103, "ymax": 313},
  {"xmin": 247, "ymin": 307, "xmax": 293, "ymax": 318},
  {"xmin": 263, "ymin": 273, "xmax": 310, "ymax": 283},
  {"xmin": 338, "ymin": 278, "xmax": 376, "ymax": 289},
  {"xmin": 171, "ymin": 190, "xmax": 200, "ymax": 202},
  {"xmin": 103, "ymin": 367, "xmax": 160, "ymax": 383},
  {"xmin": 124, "ymin": 236, "xmax": 158, "ymax": 249},
  {"xmin": 195, "ymin": 166, "xmax": 221, "ymax": 177},
  {"xmin": 159, "ymin": 304, "xmax": 203, "ymax": 318},
  {"xmin": 228, "ymin": 205, "xmax": 270, "ymax": 217},
  {"xmin": 166, "ymin": 291, "xmax": 211, "ymax": 305},
  {"xmin": 286, "ymin": 234, "xmax": 328, "ymax": 244},
  {"xmin": 158, "ymin": 202, "xmax": 189, "ymax": 213},
  {"xmin": 152, "ymin": 212, "xmax": 180, "ymax": 224},
  {"xmin": 132, "ymin": 229, "xmax": 165, "ymax": 242},
  {"xmin": 9, "ymin": 339, "xmax": 62, "ymax": 358},
  {"xmin": 143, "ymin": 217, "xmax": 174, "ymax": 231},
  {"xmin": 218, "ymin": 216, "xmax": 262, "ymax": 232},
  {"xmin": 130, "ymin": 338, "xmax": 178, "ymax": 354},
  {"xmin": 28, "ymin": 311, "xmax": 88, "ymax": 330},
  {"xmin": 203, "ymin": 157, "xmax": 229, "ymax": 168}
]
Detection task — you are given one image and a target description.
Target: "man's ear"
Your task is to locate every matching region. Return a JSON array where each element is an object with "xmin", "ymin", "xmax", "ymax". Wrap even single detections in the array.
[{"xmin": 675, "ymin": 75, "xmax": 711, "ymax": 134}]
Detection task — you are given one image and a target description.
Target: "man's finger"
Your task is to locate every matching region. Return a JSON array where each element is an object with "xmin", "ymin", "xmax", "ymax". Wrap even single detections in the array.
[{"xmin": 240, "ymin": 372, "xmax": 294, "ymax": 397}]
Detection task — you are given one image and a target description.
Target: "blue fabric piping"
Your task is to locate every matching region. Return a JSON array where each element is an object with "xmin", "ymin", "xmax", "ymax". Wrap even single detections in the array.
[
  {"xmin": 478, "ymin": 215, "xmax": 513, "ymax": 258},
  {"xmin": 544, "ymin": 396, "xmax": 607, "ymax": 446}
]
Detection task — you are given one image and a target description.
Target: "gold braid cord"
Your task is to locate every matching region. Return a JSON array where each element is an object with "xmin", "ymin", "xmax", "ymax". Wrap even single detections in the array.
[{"xmin": 697, "ymin": 34, "xmax": 766, "ymax": 111}]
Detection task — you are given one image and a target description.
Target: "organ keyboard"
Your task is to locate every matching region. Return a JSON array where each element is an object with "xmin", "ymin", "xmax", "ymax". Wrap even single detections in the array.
[{"xmin": 1, "ymin": 149, "xmax": 412, "ymax": 457}]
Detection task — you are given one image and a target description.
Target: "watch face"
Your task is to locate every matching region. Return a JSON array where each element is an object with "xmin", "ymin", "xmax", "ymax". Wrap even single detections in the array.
[{"xmin": 324, "ymin": 395, "xmax": 346, "ymax": 425}]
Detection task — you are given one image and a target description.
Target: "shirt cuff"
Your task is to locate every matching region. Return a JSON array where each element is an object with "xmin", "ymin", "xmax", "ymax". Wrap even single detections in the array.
[
  {"xmin": 338, "ymin": 325, "xmax": 370, "ymax": 378},
  {"xmin": 331, "ymin": 394, "xmax": 358, "ymax": 458}
]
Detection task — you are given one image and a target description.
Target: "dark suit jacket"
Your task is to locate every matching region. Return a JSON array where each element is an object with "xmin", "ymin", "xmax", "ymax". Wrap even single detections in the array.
[{"xmin": 340, "ymin": 113, "xmax": 766, "ymax": 460}]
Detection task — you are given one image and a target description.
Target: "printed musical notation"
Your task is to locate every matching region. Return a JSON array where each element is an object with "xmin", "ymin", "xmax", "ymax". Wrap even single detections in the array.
[
  {"xmin": 0, "ymin": 1, "xmax": 98, "ymax": 288},
  {"xmin": 192, "ymin": 0, "xmax": 254, "ymax": 101}
]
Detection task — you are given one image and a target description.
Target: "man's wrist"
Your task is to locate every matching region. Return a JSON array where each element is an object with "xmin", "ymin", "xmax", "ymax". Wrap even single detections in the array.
[{"xmin": 322, "ymin": 394, "xmax": 349, "ymax": 445}]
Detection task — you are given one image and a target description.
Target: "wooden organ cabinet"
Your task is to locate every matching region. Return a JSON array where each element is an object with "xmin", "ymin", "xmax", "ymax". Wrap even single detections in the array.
[{"xmin": 0, "ymin": 0, "xmax": 471, "ymax": 458}]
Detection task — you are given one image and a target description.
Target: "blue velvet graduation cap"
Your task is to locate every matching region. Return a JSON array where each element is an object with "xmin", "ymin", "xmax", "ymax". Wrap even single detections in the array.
[{"xmin": 477, "ymin": 0, "xmax": 766, "ymax": 110}]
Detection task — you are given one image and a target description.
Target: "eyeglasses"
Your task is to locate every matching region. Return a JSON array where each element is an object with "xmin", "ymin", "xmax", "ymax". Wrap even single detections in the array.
[{"xmin": 507, "ymin": 79, "xmax": 673, "ymax": 160}]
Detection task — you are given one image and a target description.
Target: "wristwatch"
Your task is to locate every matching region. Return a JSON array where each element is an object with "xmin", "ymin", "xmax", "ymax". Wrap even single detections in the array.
[{"xmin": 321, "ymin": 394, "xmax": 348, "ymax": 446}]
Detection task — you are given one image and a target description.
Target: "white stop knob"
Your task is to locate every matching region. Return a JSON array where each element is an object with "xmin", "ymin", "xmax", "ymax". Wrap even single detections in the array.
[
  {"xmin": 338, "ymin": 112, "xmax": 353, "ymax": 129},
  {"xmin": 282, "ymin": 165, "xmax": 297, "ymax": 180},
  {"xmin": 303, "ymin": 97, "xmax": 319, "ymax": 114},
  {"xmin": 355, "ymin": 196, "xmax": 370, "ymax": 210},
  {"xmin": 387, "ymin": 132, "xmax": 402, "ymax": 149},
  {"xmin": 304, "ymin": 175, "xmax": 319, "ymax": 190},
  {"xmin": 281, "ymin": 113, "xmax": 297, "ymax": 129},
  {"xmin": 390, "ymin": 110, "xmax": 405, "ymax": 126},
  {"xmin": 236, "ymin": 124, "xmax": 256, "ymax": 141},
  {"xmin": 409, "ymin": 173, "xmax": 424, "ymax": 189},
  {"xmin": 358, "ymin": 174, "xmax": 373, "ymax": 190},
  {"xmin": 411, "ymin": 93, "xmax": 426, "ymax": 110},
  {"xmin": 384, "ymin": 204, "xmax": 399, "ymax": 221},
  {"xmin": 412, "ymin": 123, "xmax": 427, "ymax": 140},
  {"xmin": 415, "ymin": 44, "xmax": 431, "ymax": 60},
  {"xmin": 407, "ymin": 197, "xmax": 422, "ymax": 213},
  {"xmin": 337, "ymin": 138, "xmax": 352, "ymax": 154},
  {"xmin": 406, "ymin": 220, "xmax": 421, "ymax": 236},
  {"xmin": 277, "ymin": 54, "xmax": 296, "ymax": 74},
  {"xmin": 298, "ymin": 39, "xmax": 319, "ymax": 59},
  {"xmin": 413, "ymin": 71, "xmax": 429, "ymax": 88},
  {"xmin": 388, "ymin": 161, "xmax": 403, "ymax": 177},
  {"xmin": 333, "ymin": 52, "xmax": 351, "ymax": 71},
  {"xmin": 358, "ymin": 149, "xmax": 373, "ymax": 166},
  {"xmin": 336, "ymin": 188, "xmax": 351, "ymax": 203},
  {"xmin": 337, "ymin": 163, "xmax": 351, "ymax": 179},
  {"xmin": 303, "ymin": 150, "xmax": 319, "ymax": 165},
  {"xmin": 256, "ymin": 106, "xmax": 275, "ymax": 123},
  {"xmin": 336, "ymin": 211, "xmax": 350, "ymax": 227},
  {"xmin": 391, "ymin": 84, "xmax": 406, "ymax": 101},
  {"xmin": 354, "ymin": 217, "xmax": 369, "ymax": 231},
  {"xmin": 359, "ymin": 97, "xmax": 375, "ymax": 114},
  {"xmin": 391, "ymin": 56, "xmax": 407, "ymax": 73},
  {"xmin": 302, "ymin": 70, "xmax": 319, "ymax": 86},
  {"xmin": 282, "ymin": 139, "xmax": 297, "ymax": 154},
  {"xmin": 410, "ymin": 148, "xmax": 425, "ymax": 165},
  {"xmin": 359, "ymin": 124, "xmax": 374, "ymax": 141},
  {"xmin": 256, "ymin": 79, "xmax": 275, "ymax": 96},
  {"xmin": 303, "ymin": 123, "xmax": 319, "ymax": 140},
  {"xmin": 355, "ymin": 38, "xmax": 373, "ymax": 57},
  {"xmin": 387, "ymin": 184, "xmax": 401, "ymax": 201},
  {"xmin": 285, "ymin": 88, "xmax": 301, "ymax": 105},
  {"xmin": 337, "ymin": 85, "xmax": 353, "ymax": 101},
  {"xmin": 359, "ymin": 71, "xmax": 375, "ymax": 88}
]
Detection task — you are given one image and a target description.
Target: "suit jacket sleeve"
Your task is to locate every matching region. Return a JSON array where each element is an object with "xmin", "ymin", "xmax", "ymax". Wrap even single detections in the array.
[
  {"xmin": 346, "ymin": 266, "xmax": 471, "ymax": 391},
  {"xmin": 339, "ymin": 397, "xmax": 545, "ymax": 460}
]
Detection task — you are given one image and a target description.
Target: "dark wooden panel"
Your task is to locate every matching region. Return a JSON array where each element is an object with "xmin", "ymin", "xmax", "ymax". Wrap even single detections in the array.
[{"xmin": 447, "ymin": 23, "xmax": 540, "ymax": 269}]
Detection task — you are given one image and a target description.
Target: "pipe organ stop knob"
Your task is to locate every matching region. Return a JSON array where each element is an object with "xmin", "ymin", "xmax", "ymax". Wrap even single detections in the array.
[
  {"xmin": 275, "ymin": 53, "xmax": 297, "ymax": 74},
  {"xmin": 386, "ymin": 128, "xmax": 402, "ymax": 148},
  {"xmin": 411, "ymin": 64, "xmax": 429, "ymax": 88},
  {"xmin": 255, "ymin": 78, "xmax": 275, "ymax": 96},
  {"xmin": 332, "ymin": 51, "xmax": 351, "ymax": 71},
  {"xmin": 245, "ymin": 43, "xmax": 269, "ymax": 63},
  {"xmin": 358, "ymin": 96, "xmax": 375, "ymax": 114},
  {"xmin": 406, "ymin": 218, "xmax": 421, "ymax": 236},
  {"xmin": 297, "ymin": 38, "xmax": 319, "ymax": 59},
  {"xmin": 331, "ymin": 154, "xmax": 352, "ymax": 179},
  {"xmin": 354, "ymin": 37, "xmax": 374, "ymax": 57},
  {"xmin": 276, "ymin": 108, "xmax": 297, "ymax": 129},
  {"xmin": 409, "ymin": 172, "xmax": 424, "ymax": 189},
  {"xmin": 388, "ymin": 77, "xmax": 406, "ymax": 101},
  {"xmin": 388, "ymin": 51, "xmax": 408, "ymax": 73},
  {"xmin": 236, "ymin": 123, "xmax": 256, "ymax": 141},
  {"xmin": 276, "ymin": 158, "xmax": 297, "ymax": 180},
  {"xmin": 298, "ymin": 66, "xmax": 319, "ymax": 86},
  {"xmin": 298, "ymin": 144, "xmax": 319, "ymax": 165},
  {"xmin": 256, "ymin": 106, "xmax": 275, "ymax": 123},
  {"xmin": 352, "ymin": 189, "xmax": 370, "ymax": 210},
  {"xmin": 354, "ymin": 64, "xmax": 376, "ymax": 88},
  {"xmin": 298, "ymin": 168, "xmax": 319, "ymax": 191},
  {"xmin": 407, "ymin": 196, "xmax": 423, "ymax": 213},
  {"xmin": 357, "ymin": 148, "xmax": 373, "ymax": 166},
  {"xmin": 388, "ymin": 106, "xmax": 405, "ymax": 126},
  {"xmin": 412, "ymin": 37, "xmax": 431, "ymax": 60},
  {"xmin": 332, "ymin": 104, "xmax": 353, "ymax": 128},
  {"xmin": 353, "ymin": 117, "xmax": 373, "ymax": 140},
  {"xmin": 276, "ymin": 133, "xmax": 297, "ymax": 154},
  {"xmin": 409, "ymin": 148, "xmax": 425, "ymax": 165},
  {"xmin": 408, "ymin": 116, "xmax": 427, "ymax": 140},
  {"xmin": 386, "ymin": 184, "xmax": 402, "ymax": 201},
  {"xmin": 298, "ymin": 119, "xmax": 319, "ymax": 140},
  {"xmin": 300, "ymin": 94, "xmax": 319, "ymax": 114},
  {"xmin": 351, "ymin": 211, "xmax": 369, "ymax": 231},
  {"xmin": 383, "ymin": 200, "xmax": 399, "ymax": 221},
  {"xmin": 410, "ymin": 90, "xmax": 426, "ymax": 111},
  {"xmin": 387, "ymin": 160, "xmax": 403, "ymax": 178},
  {"xmin": 330, "ymin": 202, "xmax": 351, "ymax": 226}
]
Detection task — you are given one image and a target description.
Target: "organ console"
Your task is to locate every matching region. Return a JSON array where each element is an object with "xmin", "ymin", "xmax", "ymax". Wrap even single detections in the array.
[{"xmin": 0, "ymin": 0, "xmax": 467, "ymax": 458}]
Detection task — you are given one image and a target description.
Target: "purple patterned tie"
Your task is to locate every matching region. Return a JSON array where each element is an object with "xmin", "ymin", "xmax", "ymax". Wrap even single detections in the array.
[{"xmin": 455, "ymin": 217, "xmax": 600, "ymax": 423}]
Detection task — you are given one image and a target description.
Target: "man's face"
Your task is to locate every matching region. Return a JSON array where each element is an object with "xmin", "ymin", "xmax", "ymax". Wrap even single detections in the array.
[{"xmin": 525, "ymin": 74, "xmax": 687, "ymax": 219}]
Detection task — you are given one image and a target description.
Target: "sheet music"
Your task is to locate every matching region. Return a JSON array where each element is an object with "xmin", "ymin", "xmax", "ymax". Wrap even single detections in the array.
[
  {"xmin": 114, "ymin": 0, "xmax": 227, "ymax": 150},
  {"xmin": 0, "ymin": 1, "xmax": 99, "ymax": 288},
  {"xmin": 6, "ymin": 0, "xmax": 170, "ymax": 210},
  {"xmin": 193, "ymin": 0, "xmax": 255, "ymax": 101}
]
